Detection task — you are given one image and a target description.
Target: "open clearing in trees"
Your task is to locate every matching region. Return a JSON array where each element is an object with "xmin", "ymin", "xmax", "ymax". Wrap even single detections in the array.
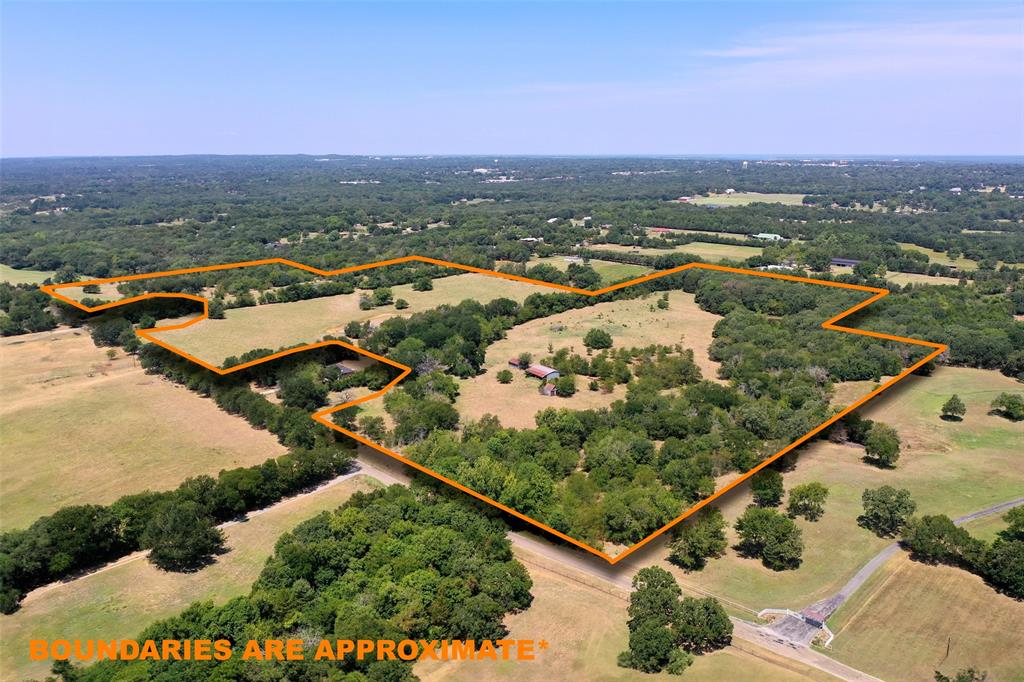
[
  {"xmin": 0, "ymin": 330, "xmax": 287, "ymax": 530},
  {"xmin": 592, "ymin": 241, "xmax": 764, "ymax": 262},
  {"xmin": 0, "ymin": 264, "xmax": 55, "ymax": 285},
  {"xmin": 455, "ymin": 290, "xmax": 723, "ymax": 429},
  {"xmin": 523, "ymin": 255, "xmax": 650, "ymax": 283},
  {"xmin": 687, "ymin": 192, "xmax": 807, "ymax": 206}
]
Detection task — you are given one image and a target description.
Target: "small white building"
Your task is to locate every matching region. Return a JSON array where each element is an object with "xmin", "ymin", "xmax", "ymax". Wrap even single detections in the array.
[{"xmin": 752, "ymin": 232, "xmax": 785, "ymax": 241}]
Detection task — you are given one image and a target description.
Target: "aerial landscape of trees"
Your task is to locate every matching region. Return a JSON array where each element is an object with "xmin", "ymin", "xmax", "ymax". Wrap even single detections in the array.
[
  {"xmin": 61, "ymin": 485, "xmax": 533, "ymax": 680},
  {"xmin": 1, "ymin": 156, "xmax": 1022, "ymax": 680}
]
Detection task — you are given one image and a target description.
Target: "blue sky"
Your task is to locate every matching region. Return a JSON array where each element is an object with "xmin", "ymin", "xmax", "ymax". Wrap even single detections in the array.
[{"xmin": 2, "ymin": 2, "xmax": 1022, "ymax": 157}]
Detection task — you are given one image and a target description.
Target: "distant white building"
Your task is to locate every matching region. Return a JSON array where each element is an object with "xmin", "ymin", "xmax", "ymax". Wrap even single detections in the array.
[
  {"xmin": 752, "ymin": 232, "xmax": 785, "ymax": 241},
  {"xmin": 547, "ymin": 217, "xmax": 559, "ymax": 223},
  {"xmin": 724, "ymin": 188, "xmax": 737, "ymax": 195},
  {"xmin": 950, "ymin": 187, "xmax": 962, "ymax": 193}
]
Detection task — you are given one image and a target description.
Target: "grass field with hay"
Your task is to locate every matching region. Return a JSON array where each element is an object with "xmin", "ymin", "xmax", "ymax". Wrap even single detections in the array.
[
  {"xmin": 152, "ymin": 273, "xmax": 542, "ymax": 366},
  {"xmin": 826, "ymin": 552, "xmax": 1024, "ymax": 682},
  {"xmin": 592, "ymin": 241, "xmax": 763, "ymax": 262},
  {"xmin": 0, "ymin": 476, "xmax": 379, "ymax": 682},
  {"xmin": 525, "ymin": 255, "xmax": 650, "ymax": 284},
  {"xmin": 0, "ymin": 330, "xmax": 287, "ymax": 530},
  {"xmin": 898, "ymin": 243, "xmax": 979, "ymax": 270},
  {"xmin": 0, "ymin": 264, "xmax": 55, "ymax": 285},
  {"xmin": 688, "ymin": 192, "xmax": 806, "ymax": 206},
  {"xmin": 884, "ymin": 271, "xmax": 963, "ymax": 286}
]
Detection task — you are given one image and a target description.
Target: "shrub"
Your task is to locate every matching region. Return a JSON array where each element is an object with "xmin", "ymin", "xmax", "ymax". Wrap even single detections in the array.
[{"xmin": 583, "ymin": 327, "xmax": 613, "ymax": 350}]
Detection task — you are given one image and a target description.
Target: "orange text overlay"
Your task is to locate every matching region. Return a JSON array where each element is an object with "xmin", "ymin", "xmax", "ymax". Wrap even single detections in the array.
[{"xmin": 29, "ymin": 638, "xmax": 547, "ymax": 663}]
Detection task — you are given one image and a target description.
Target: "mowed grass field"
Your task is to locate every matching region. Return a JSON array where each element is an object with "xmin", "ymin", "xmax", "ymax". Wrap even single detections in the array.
[
  {"xmin": 0, "ymin": 476, "xmax": 380, "ymax": 682},
  {"xmin": 645, "ymin": 227, "xmax": 750, "ymax": 240},
  {"xmin": 828, "ymin": 265, "xmax": 961, "ymax": 287},
  {"xmin": 0, "ymin": 264, "xmax": 55, "ymax": 285},
  {"xmin": 688, "ymin": 192, "xmax": 806, "ymax": 206},
  {"xmin": 629, "ymin": 367, "xmax": 1023, "ymax": 612},
  {"xmin": 154, "ymin": 273, "xmax": 543, "ymax": 366},
  {"xmin": 524, "ymin": 256, "xmax": 650, "ymax": 284},
  {"xmin": 456, "ymin": 291, "xmax": 723, "ymax": 428},
  {"xmin": 593, "ymin": 241, "xmax": 763, "ymax": 262},
  {"xmin": 61, "ymin": 281, "xmax": 123, "ymax": 302},
  {"xmin": 415, "ymin": 560, "xmax": 830, "ymax": 682},
  {"xmin": 884, "ymin": 271, "xmax": 962, "ymax": 286},
  {"xmin": 826, "ymin": 553, "xmax": 1024, "ymax": 681},
  {"xmin": 0, "ymin": 330, "xmax": 287, "ymax": 530},
  {"xmin": 898, "ymin": 243, "xmax": 979, "ymax": 270}
]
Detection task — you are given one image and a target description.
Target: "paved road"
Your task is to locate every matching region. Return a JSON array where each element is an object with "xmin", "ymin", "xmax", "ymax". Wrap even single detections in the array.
[
  {"xmin": 346, "ymin": 452, "xmax": 882, "ymax": 681},
  {"xmin": 509, "ymin": 530, "xmax": 882, "ymax": 681},
  {"xmin": 799, "ymin": 496, "xmax": 1024, "ymax": 625},
  {"xmin": 15, "ymin": 450, "xmax": 902, "ymax": 681}
]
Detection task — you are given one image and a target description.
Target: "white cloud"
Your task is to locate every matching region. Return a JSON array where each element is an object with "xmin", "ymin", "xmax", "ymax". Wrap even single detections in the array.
[{"xmin": 699, "ymin": 13, "xmax": 1024, "ymax": 86}]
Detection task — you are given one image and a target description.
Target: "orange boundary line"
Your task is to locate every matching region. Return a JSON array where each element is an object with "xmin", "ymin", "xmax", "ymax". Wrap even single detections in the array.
[{"xmin": 42, "ymin": 257, "xmax": 946, "ymax": 565}]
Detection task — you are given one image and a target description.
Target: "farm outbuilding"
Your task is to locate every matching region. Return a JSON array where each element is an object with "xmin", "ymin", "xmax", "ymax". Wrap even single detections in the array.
[
  {"xmin": 541, "ymin": 383, "xmax": 558, "ymax": 397},
  {"xmin": 526, "ymin": 364, "xmax": 560, "ymax": 381},
  {"xmin": 830, "ymin": 258, "xmax": 862, "ymax": 267}
]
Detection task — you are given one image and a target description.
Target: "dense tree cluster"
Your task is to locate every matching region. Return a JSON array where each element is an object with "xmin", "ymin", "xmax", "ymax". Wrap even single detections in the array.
[
  {"xmin": 859, "ymin": 486, "xmax": 918, "ymax": 537},
  {"xmin": 618, "ymin": 566, "xmax": 732, "ymax": 675},
  {"xmin": 0, "ymin": 283, "xmax": 58, "ymax": 335},
  {"xmin": 734, "ymin": 506, "xmax": 804, "ymax": 570},
  {"xmin": 667, "ymin": 508, "xmax": 728, "ymax": 571},
  {"xmin": 397, "ymin": 340, "xmax": 813, "ymax": 547},
  {"xmin": 899, "ymin": 507, "xmax": 1024, "ymax": 600},
  {"xmin": 990, "ymin": 392, "xmax": 1024, "ymax": 421},
  {"xmin": 618, "ymin": 565, "xmax": 733, "ymax": 671},
  {"xmin": 62, "ymin": 485, "xmax": 533, "ymax": 680}
]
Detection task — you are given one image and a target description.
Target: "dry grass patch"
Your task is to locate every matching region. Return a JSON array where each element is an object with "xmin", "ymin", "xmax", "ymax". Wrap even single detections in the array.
[
  {"xmin": 885, "ymin": 271, "xmax": 962, "ymax": 286},
  {"xmin": 689, "ymin": 193, "xmax": 806, "ymax": 206},
  {"xmin": 898, "ymin": 243, "xmax": 979, "ymax": 270},
  {"xmin": 153, "ymin": 273, "xmax": 541, "ymax": 366},
  {"xmin": 524, "ymin": 256, "xmax": 650, "ymax": 283},
  {"xmin": 0, "ymin": 330, "xmax": 287, "ymax": 530},
  {"xmin": 456, "ymin": 291, "xmax": 723, "ymax": 429},
  {"xmin": 0, "ymin": 476, "xmax": 379, "ymax": 682},
  {"xmin": 0, "ymin": 264, "xmax": 54, "ymax": 285},
  {"xmin": 593, "ymin": 242, "xmax": 763, "ymax": 262},
  {"xmin": 827, "ymin": 554, "xmax": 1024, "ymax": 682}
]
